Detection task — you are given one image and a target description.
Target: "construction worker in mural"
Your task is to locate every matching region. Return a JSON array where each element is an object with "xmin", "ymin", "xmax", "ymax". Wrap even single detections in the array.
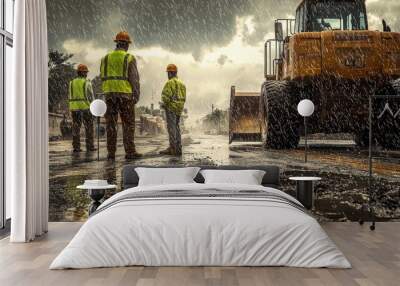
[
  {"xmin": 100, "ymin": 31, "xmax": 141, "ymax": 160},
  {"xmin": 160, "ymin": 64, "xmax": 186, "ymax": 156},
  {"xmin": 69, "ymin": 64, "xmax": 95, "ymax": 153}
]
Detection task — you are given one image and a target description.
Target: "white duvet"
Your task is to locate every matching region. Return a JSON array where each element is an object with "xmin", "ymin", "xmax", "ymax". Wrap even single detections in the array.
[{"xmin": 50, "ymin": 183, "xmax": 351, "ymax": 269}]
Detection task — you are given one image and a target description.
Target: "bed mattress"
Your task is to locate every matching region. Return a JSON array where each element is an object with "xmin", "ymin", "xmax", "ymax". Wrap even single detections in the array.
[{"xmin": 50, "ymin": 183, "xmax": 351, "ymax": 269}]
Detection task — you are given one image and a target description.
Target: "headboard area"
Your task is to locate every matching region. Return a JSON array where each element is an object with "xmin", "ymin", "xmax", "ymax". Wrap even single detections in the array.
[{"xmin": 122, "ymin": 165, "xmax": 280, "ymax": 190}]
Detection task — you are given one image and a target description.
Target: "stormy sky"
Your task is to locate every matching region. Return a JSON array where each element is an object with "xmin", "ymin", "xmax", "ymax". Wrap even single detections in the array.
[{"xmin": 46, "ymin": 0, "xmax": 400, "ymax": 121}]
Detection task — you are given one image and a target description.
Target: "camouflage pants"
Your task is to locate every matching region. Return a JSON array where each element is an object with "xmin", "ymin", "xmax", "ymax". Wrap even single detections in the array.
[
  {"xmin": 166, "ymin": 110, "xmax": 182, "ymax": 154},
  {"xmin": 71, "ymin": 110, "xmax": 94, "ymax": 151},
  {"xmin": 105, "ymin": 95, "xmax": 136, "ymax": 156}
]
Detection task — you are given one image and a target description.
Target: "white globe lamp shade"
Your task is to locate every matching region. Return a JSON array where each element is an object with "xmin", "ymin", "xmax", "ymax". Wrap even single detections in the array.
[
  {"xmin": 297, "ymin": 99, "xmax": 315, "ymax": 117},
  {"xmin": 90, "ymin": 99, "xmax": 107, "ymax": 117}
]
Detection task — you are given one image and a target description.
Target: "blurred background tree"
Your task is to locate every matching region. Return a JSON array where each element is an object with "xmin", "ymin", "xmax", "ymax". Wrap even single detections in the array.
[
  {"xmin": 202, "ymin": 108, "xmax": 228, "ymax": 134},
  {"xmin": 48, "ymin": 50, "xmax": 75, "ymax": 113}
]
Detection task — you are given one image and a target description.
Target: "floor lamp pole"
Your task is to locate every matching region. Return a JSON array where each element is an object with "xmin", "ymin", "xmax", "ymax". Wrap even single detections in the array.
[
  {"xmin": 368, "ymin": 95, "xmax": 372, "ymax": 193},
  {"xmin": 97, "ymin": 116, "xmax": 100, "ymax": 161},
  {"xmin": 368, "ymin": 94, "xmax": 375, "ymax": 230},
  {"xmin": 304, "ymin": 116, "xmax": 307, "ymax": 163},
  {"xmin": 360, "ymin": 94, "xmax": 377, "ymax": 231}
]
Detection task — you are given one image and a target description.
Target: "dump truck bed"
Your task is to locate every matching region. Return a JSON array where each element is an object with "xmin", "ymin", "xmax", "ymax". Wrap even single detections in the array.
[{"xmin": 229, "ymin": 86, "xmax": 262, "ymax": 143}]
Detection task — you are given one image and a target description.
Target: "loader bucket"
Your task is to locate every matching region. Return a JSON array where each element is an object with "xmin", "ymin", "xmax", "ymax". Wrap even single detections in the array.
[{"xmin": 229, "ymin": 86, "xmax": 262, "ymax": 143}]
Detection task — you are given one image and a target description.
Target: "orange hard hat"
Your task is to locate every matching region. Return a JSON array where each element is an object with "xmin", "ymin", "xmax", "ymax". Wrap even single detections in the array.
[
  {"xmin": 77, "ymin": 64, "xmax": 89, "ymax": 72},
  {"xmin": 114, "ymin": 31, "xmax": 132, "ymax": 43},
  {"xmin": 166, "ymin": 64, "xmax": 178, "ymax": 72}
]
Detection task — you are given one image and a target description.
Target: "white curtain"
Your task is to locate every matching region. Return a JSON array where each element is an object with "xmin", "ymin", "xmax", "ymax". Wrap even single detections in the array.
[{"xmin": 7, "ymin": 0, "xmax": 49, "ymax": 242}]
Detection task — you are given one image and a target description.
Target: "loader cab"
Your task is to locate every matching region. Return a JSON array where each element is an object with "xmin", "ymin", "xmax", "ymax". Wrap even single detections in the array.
[{"xmin": 294, "ymin": 0, "xmax": 368, "ymax": 33}]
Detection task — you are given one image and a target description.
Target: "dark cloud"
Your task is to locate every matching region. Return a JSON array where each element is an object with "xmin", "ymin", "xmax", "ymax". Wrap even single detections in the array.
[
  {"xmin": 46, "ymin": 0, "xmax": 299, "ymax": 54},
  {"xmin": 217, "ymin": 54, "xmax": 229, "ymax": 66}
]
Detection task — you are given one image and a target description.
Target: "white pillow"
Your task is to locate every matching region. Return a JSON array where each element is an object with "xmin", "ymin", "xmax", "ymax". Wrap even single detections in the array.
[
  {"xmin": 200, "ymin": 169, "xmax": 266, "ymax": 185},
  {"xmin": 135, "ymin": 167, "xmax": 201, "ymax": 186}
]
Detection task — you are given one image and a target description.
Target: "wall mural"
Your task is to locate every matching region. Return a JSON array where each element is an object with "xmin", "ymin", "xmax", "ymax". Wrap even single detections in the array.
[{"xmin": 47, "ymin": 0, "xmax": 400, "ymax": 222}]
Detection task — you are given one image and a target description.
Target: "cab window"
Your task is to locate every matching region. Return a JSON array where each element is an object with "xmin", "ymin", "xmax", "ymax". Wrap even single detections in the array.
[
  {"xmin": 298, "ymin": 5, "xmax": 305, "ymax": 32},
  {"xmin": 309, "ymin": 1, "xmax": 367, "ymax": 31}
]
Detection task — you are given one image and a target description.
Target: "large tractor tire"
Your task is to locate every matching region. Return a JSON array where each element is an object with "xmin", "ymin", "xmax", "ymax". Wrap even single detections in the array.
[
  {"xmin": 374, "ymin": 79, "xmax": 400, "ymax": 149},
  {"xmin": 260, "ymin": 80, "xmax": 300, "ymax": 149}
]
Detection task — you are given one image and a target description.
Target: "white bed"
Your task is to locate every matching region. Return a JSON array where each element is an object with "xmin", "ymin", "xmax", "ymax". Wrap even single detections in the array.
[{"xmin": 50, "ymin": 183, "xmax": 351, "ymax": 269}]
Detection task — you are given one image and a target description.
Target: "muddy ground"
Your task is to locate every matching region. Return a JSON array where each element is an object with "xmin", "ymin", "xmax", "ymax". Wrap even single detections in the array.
[{"xmin": 49, "ymin": 133, "xmax": 400, "ymax": 222}]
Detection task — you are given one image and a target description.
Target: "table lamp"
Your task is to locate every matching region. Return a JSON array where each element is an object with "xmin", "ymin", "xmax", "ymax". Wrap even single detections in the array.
[
  {"xmin": 297, "ymin": 99, "xmax": 315, "ymax": 163},
  {"xmin": 90, "ymin": 99, "xmax": 107, "ymax": 161}
]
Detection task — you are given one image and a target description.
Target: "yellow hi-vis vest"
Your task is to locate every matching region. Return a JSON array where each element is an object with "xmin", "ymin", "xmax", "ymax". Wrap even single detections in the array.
[
  {"xmin": 100, "ymin": 50, "xmax": 134, "ymax": 94},
  {"xmin": 69, "ymin": 77, "xmax": 90, "ymax": 111},
  {"xmin": 161, "ymin": 77, "xmax": 186, "ymax": 115}
]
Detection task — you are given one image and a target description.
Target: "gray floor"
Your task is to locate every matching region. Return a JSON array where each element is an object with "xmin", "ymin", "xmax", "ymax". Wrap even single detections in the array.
[{"xmin": 1, "ymin": 222, "xmax": 399, "ymax": 286}]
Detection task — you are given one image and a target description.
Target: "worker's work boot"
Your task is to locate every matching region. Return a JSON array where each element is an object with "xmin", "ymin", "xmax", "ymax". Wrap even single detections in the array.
[
  {"xmin": 107, "ymin": 153, "xmax": 116, "ymax": 161},
  {"xmin": 159, "ymin": 147, "xmax": 173, "ymax": 155},
  {"xmin": 87, "ymin": 147, "xmax": 97, "ymax": 152},
  {"xmin": 125, "ymin": 151, "xmax": 143, "ymax": 160},
  {"xmin": 73, "ymin": 148, "xmax": 82, "ymax": 153}
]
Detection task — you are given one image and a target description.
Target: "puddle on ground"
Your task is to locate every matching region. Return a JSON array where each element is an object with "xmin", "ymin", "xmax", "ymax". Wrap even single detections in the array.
[{"xmin": 49, "ymin": 133, "xmax": 400, "ymax": 222}]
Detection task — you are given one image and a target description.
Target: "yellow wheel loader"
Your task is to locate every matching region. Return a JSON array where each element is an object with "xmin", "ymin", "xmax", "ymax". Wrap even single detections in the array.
[{"xmin": 230, "ymin": 0, "xmax": 400, "ymax": 149}]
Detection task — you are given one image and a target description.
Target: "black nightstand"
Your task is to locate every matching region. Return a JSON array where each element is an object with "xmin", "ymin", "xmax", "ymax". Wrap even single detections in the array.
[
  {"xmin": 77, "ymin": 181, "xmax": 116, "ymax": 215},
  {"xmin": 289, "ymin": 177, "xmax": 321, "ymax": 210}
]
